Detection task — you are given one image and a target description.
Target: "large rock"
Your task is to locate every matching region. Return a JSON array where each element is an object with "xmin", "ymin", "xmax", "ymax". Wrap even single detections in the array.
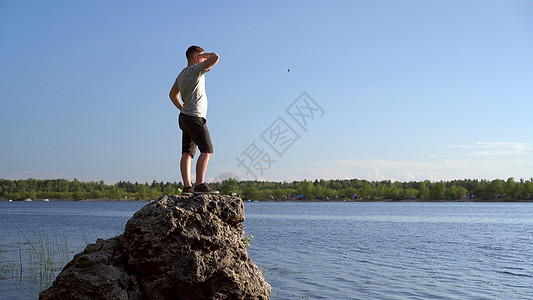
[{"xmin": 39, "ymin": 194, "xmax": 271, "ymax": 300}]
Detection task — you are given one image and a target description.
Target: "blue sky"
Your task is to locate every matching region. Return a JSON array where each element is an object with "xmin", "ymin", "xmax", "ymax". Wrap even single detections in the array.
[{"xmin": 1, "ymin": 1, "xmax": 532, "ymax": 184}]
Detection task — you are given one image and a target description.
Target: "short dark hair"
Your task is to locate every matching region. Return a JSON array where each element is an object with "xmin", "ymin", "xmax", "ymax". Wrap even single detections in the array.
[{"xmin": 186, "ymin": 45, "xmax": 204, "ymax": 60}]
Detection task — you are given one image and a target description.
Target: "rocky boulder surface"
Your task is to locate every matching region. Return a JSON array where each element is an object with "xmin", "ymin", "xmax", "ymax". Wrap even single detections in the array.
[{"xmin": 39, "ymin": 194, "xmax": 271, "ymax": 300}]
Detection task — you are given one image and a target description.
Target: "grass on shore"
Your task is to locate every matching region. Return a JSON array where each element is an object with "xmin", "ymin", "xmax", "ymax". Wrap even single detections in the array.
[{"xmin": 0, "ymin": 227, "xmax": 88, "ymax": 293}]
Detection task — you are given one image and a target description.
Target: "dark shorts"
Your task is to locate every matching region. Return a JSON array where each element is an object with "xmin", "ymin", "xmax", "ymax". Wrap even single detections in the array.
[{"xmin": 178, "ymin": 113, "xmax": 213, "ymax": 158}]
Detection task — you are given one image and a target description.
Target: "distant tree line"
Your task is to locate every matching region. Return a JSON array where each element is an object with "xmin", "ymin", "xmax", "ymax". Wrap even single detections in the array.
[
  {"xmin": 210, "ymin": 177, "xmax": 533, "ymax": 201},
  {"xmin": 3, "ymin": 177, "xmax": 531, "ymax": 201},
  {"xmin": 0, "ymin": 178, "xmax": 182, "ymax": 201}
]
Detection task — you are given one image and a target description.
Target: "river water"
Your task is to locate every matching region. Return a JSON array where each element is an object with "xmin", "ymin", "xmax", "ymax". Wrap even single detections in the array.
[{"xmin": 1, "ymin": 201, "xmax": 533, "ymax": 299}]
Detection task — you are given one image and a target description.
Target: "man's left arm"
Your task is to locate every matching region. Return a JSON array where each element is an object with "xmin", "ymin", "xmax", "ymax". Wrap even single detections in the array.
[{"xmin": 169, "ymin": 83, "xmax": 183, "ymax": 110}]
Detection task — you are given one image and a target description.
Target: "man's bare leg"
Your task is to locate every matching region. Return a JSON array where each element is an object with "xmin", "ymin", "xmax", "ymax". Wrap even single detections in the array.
[
  {"xmin": 195, "ymin": 152, "xmax": 211, "ymax": 185},
  {"xmin": 180, "ymin": 153, "xmax": 193, "ymax": 187},
  {"xmin": 193, "ymin": 152, "xmax": 218, "ymax": 194}
]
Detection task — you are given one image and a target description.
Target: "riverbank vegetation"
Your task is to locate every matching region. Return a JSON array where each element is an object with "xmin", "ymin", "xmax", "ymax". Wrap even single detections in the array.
[
  {"xmin": 0, "ymin": 179, "xmax": 177, "ymax": 201},
  {"xmin": 0, "ymin": 226, "xmax": 75, "ymax": 292},
  {"xmin": 1, "ymin": 177, "xmax": 533, "ymax": 201}
]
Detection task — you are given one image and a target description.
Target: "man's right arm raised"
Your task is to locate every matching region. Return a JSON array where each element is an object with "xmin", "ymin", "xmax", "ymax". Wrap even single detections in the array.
[{"xmin": 201, "ymin": 52, "xmax": 219, "ymax": 71}]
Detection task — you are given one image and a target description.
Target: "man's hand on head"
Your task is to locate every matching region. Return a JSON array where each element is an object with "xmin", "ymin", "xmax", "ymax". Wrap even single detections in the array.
[{"xmin": 202, "ymin": 52, "xmax": 219, "ymax": 71}]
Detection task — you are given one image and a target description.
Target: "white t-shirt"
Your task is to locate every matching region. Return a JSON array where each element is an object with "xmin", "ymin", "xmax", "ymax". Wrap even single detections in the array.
[{"xmin": 173, "ymin": 61, "xmax": 208, "ymax": 118}]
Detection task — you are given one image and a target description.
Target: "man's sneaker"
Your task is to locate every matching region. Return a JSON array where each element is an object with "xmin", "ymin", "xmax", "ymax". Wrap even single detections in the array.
[
  {"xmin": 182, "ymin": 186, "xmax": 194, "ymax": 196},
  {"xmin": 194, "ymin": 183, "xmax": 219, "ymax": 195}
]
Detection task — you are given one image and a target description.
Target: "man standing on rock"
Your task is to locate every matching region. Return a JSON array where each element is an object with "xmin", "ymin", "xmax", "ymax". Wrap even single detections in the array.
[{"xmin": 169, "ymin": 45, "xmax": 219, "ymax": 195}]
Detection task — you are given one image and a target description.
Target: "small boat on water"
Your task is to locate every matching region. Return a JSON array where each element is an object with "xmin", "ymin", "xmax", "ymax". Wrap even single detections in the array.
[{"xmin": 24, "ymin": 198, "xmax": 32, "ymax": 202}]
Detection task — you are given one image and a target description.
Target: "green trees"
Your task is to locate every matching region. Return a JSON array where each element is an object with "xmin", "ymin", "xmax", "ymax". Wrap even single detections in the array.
[
  {"xmin": 446, "ymin": 185, "xmax": 468, "ymax": 200},
  {"xmin": 297, "ymin": 180, "xmax": 314, "ymax": 199},
  {"xmin": 1, "ymin": 177, "xmax": 533, "ymax": 201},
  {"xmin": 505, "ymin": 178, "xmax": 517, "ymax": 198},
  {"xmin": 418, "ymin": 180, "xmax": 430, "ymax": 200},
  {"xmin": 136, "ymin": 184, "xmax": 149, "ymax": 200},
  {"xmin": 430, "ymin": 182, "xmax": 446, "ymax": 200},
  {"xmin": 242, "ymin": 186, "xmax": 260, "ymax": 200},
  {"xmin": 0, "ymin": 179, "xmax": 184, "ymax": 201},
  {"xmin": 219, "ymin": 178, "xmax": 240, "ymax": 195}
]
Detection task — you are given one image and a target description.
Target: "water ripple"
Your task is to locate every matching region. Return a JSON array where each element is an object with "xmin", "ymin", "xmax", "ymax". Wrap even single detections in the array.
[{"xmin": 245, "ymin": 202, "xmax": 533, "ymax": 299}]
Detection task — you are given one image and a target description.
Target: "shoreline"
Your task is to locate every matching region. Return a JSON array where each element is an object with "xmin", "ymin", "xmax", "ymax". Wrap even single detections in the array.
[
  {"xmin": 3, "ymin": 198, "xmax": 533, "ymax": 203},
  {"xmin": 252, "ymin": 199, "xmax": 533, "ymax": 203},
  {"xmin": 1, "ymin": 198, "xmax": 149, "ymax": 202}
]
